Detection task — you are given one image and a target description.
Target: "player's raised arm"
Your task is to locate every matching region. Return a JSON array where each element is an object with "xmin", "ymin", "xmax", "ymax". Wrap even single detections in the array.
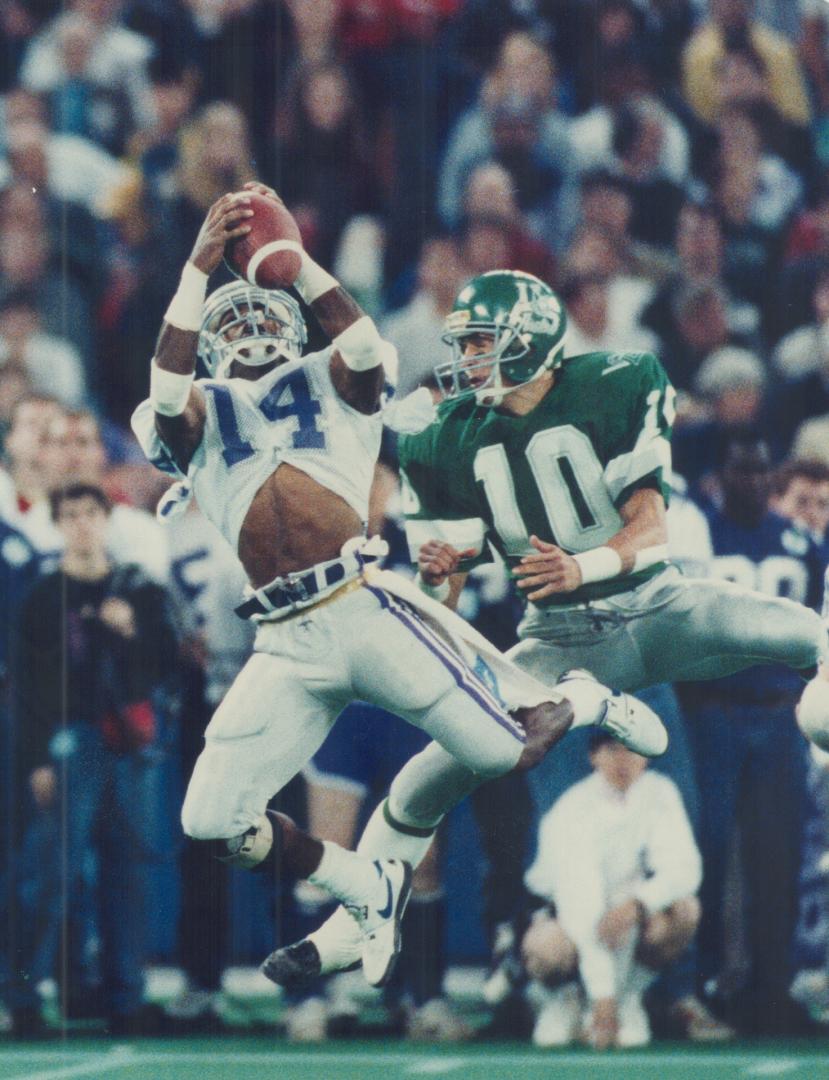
[
  {"xmin": 241, "ymin": 182, "xmax": 389, "ymax": 415},
  {"xmin": 152, "ymin": 192, "xmax": 254, "ymax": 469}
]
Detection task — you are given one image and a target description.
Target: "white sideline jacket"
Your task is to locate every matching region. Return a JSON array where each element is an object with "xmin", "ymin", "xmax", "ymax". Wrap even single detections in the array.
[{"xmin": 525, "ymin": 770, "xmax": 702, "ymax": 1001}]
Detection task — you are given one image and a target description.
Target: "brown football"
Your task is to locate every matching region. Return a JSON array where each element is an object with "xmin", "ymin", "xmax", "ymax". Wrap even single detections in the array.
[{"xmin": 226, "ymin": 191, "xmax": 303, "ymax": 289}]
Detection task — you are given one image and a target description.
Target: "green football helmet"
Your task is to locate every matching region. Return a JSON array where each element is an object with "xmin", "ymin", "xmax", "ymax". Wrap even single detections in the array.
[{"xmin": 435, "ymin": 270, "xmax": 567, "ymax": 405}]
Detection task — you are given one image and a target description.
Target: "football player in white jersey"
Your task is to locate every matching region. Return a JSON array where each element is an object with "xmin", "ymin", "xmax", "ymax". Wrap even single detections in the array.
[{"xmin": 132, "ymin": 183, "xmax": 662, "ymax": 989}]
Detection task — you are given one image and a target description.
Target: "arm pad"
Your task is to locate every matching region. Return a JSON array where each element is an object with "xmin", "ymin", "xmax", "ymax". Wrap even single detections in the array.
[
  {"xmin": 333, "ymin": 316, "xmax": 388, "ymax": 372},
  {"xmin": 150, "ymin": 362, "xmax": 194, "ymax": 417}
]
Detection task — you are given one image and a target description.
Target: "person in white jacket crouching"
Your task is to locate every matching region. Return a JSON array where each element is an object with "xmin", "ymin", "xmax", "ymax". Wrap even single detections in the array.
[{"xmin": 521, "ymin": 730, "xmax": 702, "ymax": 1050}]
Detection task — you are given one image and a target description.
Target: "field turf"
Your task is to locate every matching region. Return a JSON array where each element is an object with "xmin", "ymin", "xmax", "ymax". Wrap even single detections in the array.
[{"xmin": 2, "ymin": 1039, "xmax": 829, "ymax": 1080}]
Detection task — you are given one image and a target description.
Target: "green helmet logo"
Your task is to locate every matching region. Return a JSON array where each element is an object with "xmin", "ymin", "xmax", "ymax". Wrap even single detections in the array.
[{"xmin": 435, "ymin": 270, "xmax": 567, "ymax": 404}]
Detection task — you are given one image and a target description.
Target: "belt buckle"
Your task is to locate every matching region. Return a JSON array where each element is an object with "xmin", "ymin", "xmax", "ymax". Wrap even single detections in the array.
[{"xmin": 282, "ymin": 571, "xmax": 312, "ymax": 604}]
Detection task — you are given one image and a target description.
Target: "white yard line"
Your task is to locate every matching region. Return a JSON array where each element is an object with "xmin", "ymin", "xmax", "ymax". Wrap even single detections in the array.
[
  {"xmin": 405, "ymin": 1059, "xmax": 469, "ymax": 1075},
  {"xmin": 10, "ymin": 1047, "xmax": 136, "ymax": 1080},
  {"xmin": 743, "ymin": 1063, "xmax": 801, "ymax": 1077}
]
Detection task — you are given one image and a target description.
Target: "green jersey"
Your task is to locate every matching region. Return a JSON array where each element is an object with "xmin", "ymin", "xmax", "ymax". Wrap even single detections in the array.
[{"xmin": 398, "ymin": 351, "xmax": 676, "ymax": 606}]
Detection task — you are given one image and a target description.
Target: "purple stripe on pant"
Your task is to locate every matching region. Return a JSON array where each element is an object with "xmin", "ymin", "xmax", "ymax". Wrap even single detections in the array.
[{"xmin": 366, "ymin": 585, "xmax": 526, "ymax": 744}]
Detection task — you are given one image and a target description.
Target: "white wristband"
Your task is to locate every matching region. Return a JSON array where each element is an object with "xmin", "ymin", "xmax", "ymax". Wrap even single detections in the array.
[
  {"xmin": 573, "ymin": 546, "xmax": 623, "ymax": 585},
  {"xmin": 164, "ymin": 261, "xmax": 208, "ymax": 332},
  {"xmin": 415, "ymin": 572, "xmax": 451, "ymax": 602},
  {"xmin": 294, "ymin": 250, "xmax": 339, "ymax": 304},
  {"xmin": 333, "ymin": 315, "xmax": 386, "ymax": 371},
  {"xmin": 150, "ymin": 361, "xmax": 194, "ymax": 416}
]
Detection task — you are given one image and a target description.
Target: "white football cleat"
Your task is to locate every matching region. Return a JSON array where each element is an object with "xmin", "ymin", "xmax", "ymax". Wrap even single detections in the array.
[
  {"xmin": 345, "ymin": 858, "xmax": 413, "ymax": 988},
  {"xmin": 558, "ymin": 670, "xmax": 668, "ymax": 757},
  {"xmin": 529, "ymin": 982, "xmax": 583, "ymax": 1048},
  {"xmin": 616, "ymin": 991, "xmax": 652, "ymax": 1048}
]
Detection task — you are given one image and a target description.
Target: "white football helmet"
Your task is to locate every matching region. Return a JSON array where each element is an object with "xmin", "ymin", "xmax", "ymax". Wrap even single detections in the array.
[{"xmin": 198, "ymin": 280, "xmax": 307, "ymax": 380}]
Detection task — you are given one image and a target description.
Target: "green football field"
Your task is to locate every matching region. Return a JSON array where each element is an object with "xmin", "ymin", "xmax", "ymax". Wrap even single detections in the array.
[{"xmin": 2, "ymin": 1040, "xmax": 829, "ymax": 1080}]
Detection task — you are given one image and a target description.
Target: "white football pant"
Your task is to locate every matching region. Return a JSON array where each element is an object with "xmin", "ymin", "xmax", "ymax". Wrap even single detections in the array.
[{"xmin": 181, "ymin": 584, "xmax": 527, "ymax": 841}]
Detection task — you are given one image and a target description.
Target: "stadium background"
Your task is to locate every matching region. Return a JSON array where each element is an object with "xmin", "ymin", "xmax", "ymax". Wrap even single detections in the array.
[{"xmin": 4, "ymin": 0, "xmax": 829, "ymax": 1068}]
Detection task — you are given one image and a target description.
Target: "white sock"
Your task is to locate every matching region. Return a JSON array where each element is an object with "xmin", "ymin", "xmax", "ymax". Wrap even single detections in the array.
[
  {"xmin": 308, "ymin": 904, "xmax": 362, "ymax": 972},
  {"xmin": 559, "ymin": 676, "xmax": 609, "ymax": 728},
  {"xmin": 308, "ymin": 840, "xmax": 376, "ymax": 907},
  {"xmin": 356, "ymin": 799, "xmax": 437, "ymax": 868}
]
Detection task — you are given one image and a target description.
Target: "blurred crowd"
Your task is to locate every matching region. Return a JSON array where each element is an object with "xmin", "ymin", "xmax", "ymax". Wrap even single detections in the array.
[{"xmin": 2, "ymin": 0, "xmax": 829, "ymax": 1047}]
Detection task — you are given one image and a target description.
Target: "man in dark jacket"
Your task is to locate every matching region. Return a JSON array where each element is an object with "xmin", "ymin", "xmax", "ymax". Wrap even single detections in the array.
[{"xmin": 11, "ymin": 482, "xmax": 178, "ymax": 1036}]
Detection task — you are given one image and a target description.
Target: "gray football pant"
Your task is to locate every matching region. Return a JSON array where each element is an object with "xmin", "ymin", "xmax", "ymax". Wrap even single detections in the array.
[{"xmin": 507, "ymin": 566, "xmax": 829, "ymax": 693}]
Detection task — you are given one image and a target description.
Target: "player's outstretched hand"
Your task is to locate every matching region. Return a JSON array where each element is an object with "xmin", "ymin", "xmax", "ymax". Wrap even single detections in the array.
[
  {"xmin": 418, "ymin": 540, "xmax": 475, "ymax": 586},
  {"xmin": 597, "ymin": 898, "xmax": 641, "ymax": 949},
  {"xmin": 513, "ymin": 535, "xmax": 582, "ymax": 600},
  {"xmin": 190, "ymin": 192, "xmax": 254, "ymax": 275}
]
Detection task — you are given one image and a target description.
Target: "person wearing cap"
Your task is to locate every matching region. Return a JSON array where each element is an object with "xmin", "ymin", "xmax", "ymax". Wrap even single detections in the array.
[{"xmin": 672, "ymin": 345, "xmax": 768, "ymax": 494}]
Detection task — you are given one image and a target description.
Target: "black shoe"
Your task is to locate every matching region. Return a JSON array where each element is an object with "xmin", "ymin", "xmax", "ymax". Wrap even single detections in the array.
[
  {"xmin": 9, "ymin": 1006, "xmax": 55, "ymax": 1040},
  {"xmin": 262, "ymin": 940, "xmax": 324, "ymax": 991}
]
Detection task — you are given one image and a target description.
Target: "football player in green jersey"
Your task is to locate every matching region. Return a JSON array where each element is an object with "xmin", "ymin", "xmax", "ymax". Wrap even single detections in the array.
[{"xmin": 400, "ymin": 270, "xmax": 829, "ymax": 751}]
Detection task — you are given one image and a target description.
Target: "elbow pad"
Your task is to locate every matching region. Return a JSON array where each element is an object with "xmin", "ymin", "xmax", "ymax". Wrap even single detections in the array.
[{"xmin": 333, "ymin": 316, "xmax": 390, "ymax": 372}]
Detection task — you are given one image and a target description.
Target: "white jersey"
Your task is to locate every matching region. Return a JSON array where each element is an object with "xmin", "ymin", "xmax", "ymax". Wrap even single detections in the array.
[
  {"xmin": 131, "ymin": 348, "xmax": 383, "ymax": 555},
  {"xmin": 166, "ymin": 506, "xmax": 254, "ymax": 704}
]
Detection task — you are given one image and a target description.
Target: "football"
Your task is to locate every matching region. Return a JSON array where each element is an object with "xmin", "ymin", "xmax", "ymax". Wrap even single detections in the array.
[{"xmin": 226, "ymin": 191, "xmax": 303, "ymax": 290}]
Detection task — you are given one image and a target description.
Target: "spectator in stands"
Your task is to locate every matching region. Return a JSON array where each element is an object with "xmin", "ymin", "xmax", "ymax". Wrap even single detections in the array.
[
  {"xmin": 559, "ymin": 271, "xmax": 659, "ymax": 357},
  {"xmin": 0, "ymin": 513, "xmax": 45, "ymax": 1039},
  {"xmin": 609, "ymin": 99, "xmax": 686, "ymax": 250},
  {"xmin": 0, "ymin": 394, "xmax": 65, "ymax": 552},
  {"xmin": 642, "ymin": 199, "xmax": 761, "ymax": 350},
  {"xmin": 462, "ymin": 161, "xmax": 558, "ymax": 284},
  {"xmin": 0, "ymin": 290, "xmax": 86, "ymax": 408},
  {"xmin": 577, "ymin": 170, "xmax": 674, "ymax": 285},
  {"xmin": 438, "ymin": 30, "xmax": 576, "ymax": 253},
  {"xmin": 655, "ymin": 281, "xmax": 758, "ymax": 393},
  {"xmin": 521, "ymin": 732, "xmax": 702, "ymax": 1050},
  {"xmin": 774, "ymin": 264, "xmax": 829, "ymax": 382},
  {"xmin": 775, "ymin": 313, "xmax": 829, "ymax": 450},
  {"xmin": 771, "ymin": 458, "xmax": 829, "ymax": 547},
  {"xmin": 682, "ymin": 0, "xmax": 811, "ymax": 129},
  {"xmin": 687, "ymin": 434, "xmax": 820, "ymax": 1034},
  {"xmin": 29, "ymin": 409, "xmax": 170, "ymax": 582},
  {"xmin": 2, "ymin": 116, "xmax": 130, "ymax": 222},
  {"xmin": 382, "ymin": 235, "xmax": 466, "ymax": 397},
  {"xmin": 182, "ymin": 0, "xmax": 289, "ymax": 142},
  {"xmin": 18, "ymin": 0, "xmax": 153, "ymax": 135},
  {"xmin": 40, "ymin": 10, "xmax": 136, "ymax": 155},
  {"xmin": 711, "ymin": 104, "xmax": 803, "ymax": 233},
  {"xmin": 10, "ymin": 482, "xmax": 178, "ymax": 1035},
  {"xmin": 274, "ymin": 61, "xmax": 376, "ymax": 269},
  {"xmin": 673, "ymin": 346, "xmax": 769, "ymax": 495},
  {"xmin": 0, "ymin": 219, "xmax": 93, "ymax": 369},
  {"xmin": 569, "ymin": 56, "xmax": 690, "ymax": 185}
]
